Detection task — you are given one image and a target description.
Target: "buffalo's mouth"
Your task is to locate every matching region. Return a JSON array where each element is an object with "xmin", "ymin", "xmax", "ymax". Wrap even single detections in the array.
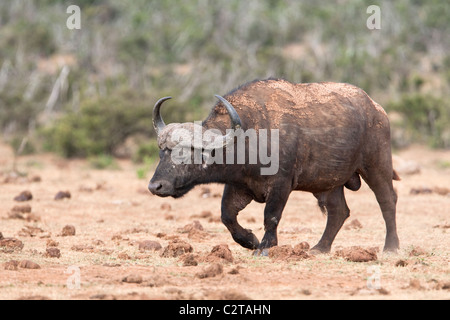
[{"xmin": 148, "ymin": 180, "xmax": 194, "ymax": 199}]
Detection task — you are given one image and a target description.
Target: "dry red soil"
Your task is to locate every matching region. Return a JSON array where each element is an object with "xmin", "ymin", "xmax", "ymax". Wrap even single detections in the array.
[{"xmin": 0, "ymin": 142, "xmax": 449, "ymax": 300}]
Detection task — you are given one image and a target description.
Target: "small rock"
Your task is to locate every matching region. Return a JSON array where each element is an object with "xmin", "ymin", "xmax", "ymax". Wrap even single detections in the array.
[
  {"xmin": 178, "ymin": 220, "xmax": 204, "ymax": 233},
  {"xmin": 45, "ymin": 247, "xmax": 61, "ymax": 258},
  {"xmin": 19, "ymin": 260, "xmax": 41, "ymax": 269},
  {"xmin": 395, "ymin": 260, "xmax": 408, "ymax": 267},
  {"xmin": 433, "ymin": 187, "xmax": 450, "ymax": 196},
  {"xmin": 182, "ymin": 254, "xmax": 198, "ymax": 266},
  {"xmin": 117, "ymin": 252, "xmax": 131, "ymax": 260},
  {"xmin": 46, "ymin": 240, "xmax": 59, "ymax": 248},
  {"xmin": 160, "ymin": 239, "xmax": 193, "ymax": 258},
  {"xmin": 14, "ymin": 191, "xmax": 33, "ymax": 202},
  {"xmin": 4, "ymin": 260, "xmax": 20, "ymax": 271},
  {"xmin": 294, "ymin": 242, "xmax": 310, "ymax": 251},
  {"xmin": 334, "ymin": 246, "xmax": 377, "ymax": 262},
  {"xmin": 160, "ymin": 203, "xmax": 172, "ymax": 211},
  {"xmin": 0, "ymin": 238, "xmax": 24, "ymax": 253},
  {"xmin": 196, "ymin": 263, "xmax": 223, "ymax": 279},
  {"xmin": 408, "ymin": 279, "xmax": 424, "ymax": 290},
  {"xmin": 410, "ymin": 187, "xmax": 433, "ymax": 195},
  {"xmin": 11, "ymin": 205, "xmax": 32, "ymax": 213},
  {"xmin": 61, "ymin": 225, "xmax": 76, "ymax": 237},
  {"xmin": 409, "ymin": 246, "xmax": 427, "ymax": 257},
  {"xmin": 344, "ymin": 219, "xmax": 363, "ymax": 230},
  {"xmin": 54, "ymin": 191, "xmax": 71, "ymax": 200},
  {"xmin": 122, "ymin": 274, "xmax": 143, "ymax": 284},
  {"xmin": 138, "ymin": 240, "xmax": 162, "ymax": 252},
  {"xmin": 29, "ymin": 175, "xmax": 42, "ymax": 183},
  {"xmin": 205, "ymin": 244, "xmax": 233, "ymax": 263}
]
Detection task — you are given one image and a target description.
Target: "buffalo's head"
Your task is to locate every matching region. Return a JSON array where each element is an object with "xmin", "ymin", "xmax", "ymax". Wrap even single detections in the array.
[{"xmin": 148, "ymin": 95, "xmax": 241, "ymax": 198}]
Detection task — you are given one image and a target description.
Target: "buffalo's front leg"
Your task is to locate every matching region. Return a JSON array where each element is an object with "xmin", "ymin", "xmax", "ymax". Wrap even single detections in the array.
[
  {"xmin": 254, "ymin": 186, "xmax": 291, "ymax": 256},
  {"xmin": 221, "ymin": 185, "xmax": 259, "ymax": 249}
]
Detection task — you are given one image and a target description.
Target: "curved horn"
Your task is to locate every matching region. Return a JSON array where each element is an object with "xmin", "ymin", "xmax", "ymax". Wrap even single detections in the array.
[
  {"xmin": 153, "ymin": 96, "xmax": 172, "ymax": 135},
  {"xmin": 214, "ymin": 95, "xmax": 242, "ymax": 148},
  {"xmin": 215, "ymin": 95, "xmax": 242, "ymax": 130}
]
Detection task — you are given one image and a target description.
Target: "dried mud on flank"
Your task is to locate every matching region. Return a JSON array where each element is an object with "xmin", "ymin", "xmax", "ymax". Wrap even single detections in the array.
[{"xmin": 0, "ymin": 143, "xmax": 449, "ymax": 300}]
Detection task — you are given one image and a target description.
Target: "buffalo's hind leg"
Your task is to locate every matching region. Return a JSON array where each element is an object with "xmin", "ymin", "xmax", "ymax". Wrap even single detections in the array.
[
  {"xmin": 221, "ymin": 185, "xmax": 259, "ymax": 250},
  {"xmin": 361, "ymin": 170, "xmax": 399, "ymax": 252},
  {"xmin": 311, "ymin": 186, "xmax": 350, "ymax": 254}
]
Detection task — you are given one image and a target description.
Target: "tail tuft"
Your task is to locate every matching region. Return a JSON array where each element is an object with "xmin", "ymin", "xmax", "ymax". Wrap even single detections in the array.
[{"xmin": 393, "ymin": 170, "xmax": 401, "ymax": 181}]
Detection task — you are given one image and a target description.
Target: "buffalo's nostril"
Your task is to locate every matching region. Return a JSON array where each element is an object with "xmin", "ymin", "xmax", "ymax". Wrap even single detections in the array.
[{"xmin": 148, "ymin": 182, "xmax": 162, "ymax": 194}]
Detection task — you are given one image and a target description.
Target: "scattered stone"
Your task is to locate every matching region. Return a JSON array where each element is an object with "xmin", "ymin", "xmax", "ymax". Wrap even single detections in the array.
[
  {"xmin": 433, "ymin": 187, "xmax": 450, "ymax": 196},
  {"xmin": 407, "ymin": 279, "xmax": 424, "ymax": 290},
  {"xmin": 205, "ymin": 244, "xmax": 234, "ymax": 263},
  {"xmin": 191, "ymin": 210, "xmax": 212, "ymax": 219},
  {"xmin": 165, "ymin": 214, "xmax": 175, "ymax": 220},
  {"xmin": 46, "ymin": 240, "xmax": 59, "ymax": 248},
  {"xmin": 54, "ymin": 191, "xmax": 71, "ymax": 200},
  {"xmin": 18, "ymin": 226, "xmax": 46, "ymax": 238},
  {"xmin": 4, "ymin": 260, "xmax": 20, "ymax": 271},
  {"xmin": 334, "ymin": 246, "xmax": 378, "ymax": 262},
  {"xmin": 410, "ymin": 187, "xmax": 433, "ymax": 195},
  {"xmin": 182, "ymin": 254, "xmax": 198, "ymax": 266},
  {"xmin": 395, "ymin": 260, "xmax": 408, "ymax": 267},
  {"xmin": 344, "ymin": 219, "xmax": 363, "ymax": 230},
  {"xmin": 19, "ymin": 260, "xmax": 41, "ymax": 269},
  {"xmin": 0, "ymin": 238, "xmax": 24, "ymax": 253},
  {"xmin": 196, "ymin": 263, "xmax": 223, "ymax": 279},
  {"xmin": 11, "ymin": 205, "xmax": 32, "ymax": 214},
  {"xmin": 61, "ymin": 225, "xmax": 76, "ymax": 237},
  {"xmin": 178, "ymin": 220, "xmax": 203, "ymax": 233},
  {"xmin": 228, "ymin": 268, "xmax": 240, "ymax": 275},
  {"xmin": 138, "ymin": 240, "xmax": 162, "ymax": 252},
  {"xmin": 18, "ymin": 296, "xmax": 51, "ymax": 300},
  {"xmin": 160, "ymin": 203, "xmax": 172, "ymax": 211},
  {"xmin": 122, "ymin": 274, "xmax": 143, "ymax": 284},
  {"xmin": 14, "ymin": 190, "xmax": 33, "ymax": 202},
  {"xmin": 92, "ymin": 239, "xmax": 104, "ymax": 246},
  {"xmin": 268, "ymin": 245, "xmax": 311, "ymax": 261},
  {"xmin": 160, "ymin": 239, "xmax": 193, "ymax": 258},
  {"xmin": 187, "ymin": 228, "xmax": 210, "ymax": 241},
  {"xmin": 45, "ymin": 247, "xmax": 61, "ymax": 258},
  {"xmin": 409, "ymin": 246, "xmax": 427, "ymax": 257},
  {"xmin": 117, "ymin": 252, "xmax": 131, "ymax": 260},
  {"xmin": 71, "ymin": 245, "xmax": 95, "ymax": 252},
  {"xmin": 29, "ymin": 175, "xmax": 42, "ymax": 183},
  {"xmin": 294, "ymin": 242, "xmax": 310, "ymax": 251}
]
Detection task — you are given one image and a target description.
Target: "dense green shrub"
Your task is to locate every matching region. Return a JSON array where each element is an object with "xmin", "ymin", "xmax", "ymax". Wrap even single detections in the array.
[
  {"xmin": 40, "ymin": 89, "xmax": 196, "ymax": 158},
  {"xmin": 387, "ymin": 94, "xmax": 450, "ymax": 149},
  {"xmin": 41, "ymin": 91, "xmax": 154, "ymax": 157}
]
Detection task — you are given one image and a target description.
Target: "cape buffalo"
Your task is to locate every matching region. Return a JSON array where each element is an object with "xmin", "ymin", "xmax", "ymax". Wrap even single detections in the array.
[{"xmin": 148, "ymin": 78, "xmax": 400, "ymax": 255}]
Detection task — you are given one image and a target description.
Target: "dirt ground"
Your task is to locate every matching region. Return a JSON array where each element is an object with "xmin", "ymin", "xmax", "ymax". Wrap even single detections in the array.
[{"xmin": 0, "ymin": 142, "xmax": 449, "ymax": 300}]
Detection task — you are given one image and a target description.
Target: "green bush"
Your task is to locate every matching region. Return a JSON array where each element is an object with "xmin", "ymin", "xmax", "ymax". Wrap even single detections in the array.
[
  {"xmin": 387, "ymin": 94, "xmax": 450, "ymax": 148},
  {"xmin": 41, "ymin": 90, "xmax": 154, "ymax": 157}
]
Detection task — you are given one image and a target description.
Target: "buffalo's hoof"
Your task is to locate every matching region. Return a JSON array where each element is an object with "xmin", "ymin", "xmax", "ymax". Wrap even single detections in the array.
[
  {"xmin": 309, "ymin": 246, "xmax": 330, "ymax": 255},
  {"xmin": 253, "ymin": 248, "xmax": 269, "ymax": 257}
]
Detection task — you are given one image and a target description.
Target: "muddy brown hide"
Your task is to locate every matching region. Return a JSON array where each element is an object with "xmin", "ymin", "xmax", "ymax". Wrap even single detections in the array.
[{"xmin": 150, "ymin": 79, "xmax": 400, "ymax": 254}]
